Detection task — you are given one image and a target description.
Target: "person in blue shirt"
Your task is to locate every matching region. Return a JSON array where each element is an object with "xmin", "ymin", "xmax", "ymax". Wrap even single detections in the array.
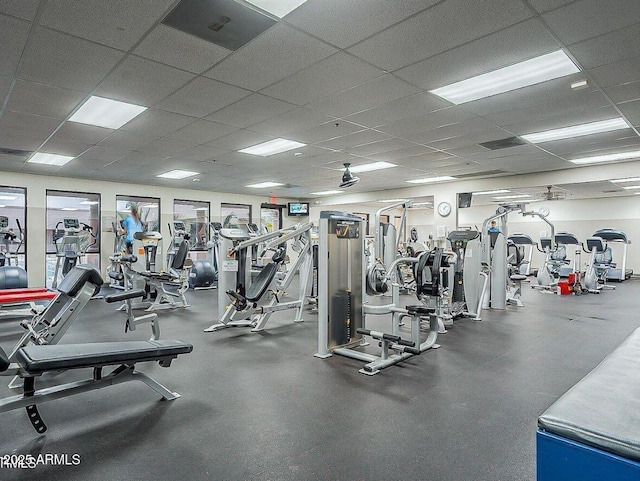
[
  {"xmin": 488, "ymin": 220, "xmax": 501, "ymax": 233},
  {"xmin": 121, "ymin": 205, "xmax": 143, "ymax": 254}
]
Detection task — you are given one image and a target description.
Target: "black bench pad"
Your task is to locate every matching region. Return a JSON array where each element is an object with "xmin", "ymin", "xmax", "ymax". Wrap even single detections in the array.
[
  {"xmin": 16, "ymin": 340, "xmax": 193, "ymax": 374},
  {"xmin": 538, "ymin": 327, "xmax": 640, "ymax": 461}
]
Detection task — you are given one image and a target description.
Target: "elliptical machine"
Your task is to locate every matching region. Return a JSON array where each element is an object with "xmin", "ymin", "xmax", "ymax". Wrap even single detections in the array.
[
  {"xmin": 0, "ymin": 216, "xmax": 23, "ymax": 268},
  {"xmin": 189, "ymin": 221, "xmax": 220, "ymax": 289},
  {"xmin": 51, "ymin": 219, "xmax": 96, "ymax": 289}
]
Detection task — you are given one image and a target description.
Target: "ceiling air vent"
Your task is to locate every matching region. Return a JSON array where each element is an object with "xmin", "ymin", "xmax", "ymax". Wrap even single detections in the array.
[
  {"xmin": 479, "ymin": 137, "xmax": 526, "ymax": 150},
  {"xmin": 0, "ymin": 147, "xmax": 32, "ymax": 157},
  {"xmin": 455, "ymin": 170, "xmax": 507, "ymax": 178},
  {"xmin": 162, "ymin": 0, "xmax": 277, "ymax": 51}
]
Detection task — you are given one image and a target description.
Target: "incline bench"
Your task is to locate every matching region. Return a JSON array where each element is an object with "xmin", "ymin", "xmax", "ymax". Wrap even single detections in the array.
[
  {"xmin": 537, "ymin": 327, "xmax": 640, "ymax": 480},
  {"xmin": 0, "ymin": 339, "xmax": 192, "ymax": 433}
]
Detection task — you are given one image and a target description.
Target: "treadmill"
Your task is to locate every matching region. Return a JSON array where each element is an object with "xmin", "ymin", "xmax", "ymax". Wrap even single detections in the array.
[{"xmin": 592, "ymin": 228, "xmax": 633, "ymax": 281}]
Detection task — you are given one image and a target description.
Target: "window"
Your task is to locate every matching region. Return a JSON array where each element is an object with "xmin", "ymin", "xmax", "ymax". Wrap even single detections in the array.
[
  {"xmin": 46, "ymin": 190, "xmax": 100, "ymax": 288},
  {"xmin": 221, "ymin": 203, "xmax": 252, "ymax": 228},
  {"xmin": 260, "ymin": 203, "xmax": 284, "ymax": 233},
  {"xmin": 116, "ymin": 195, "xmax": 160, "ymax": 232},
  {"xmin": 0, "ymin": 186, "xmax": 26, "ymax": 269},
  {"xmin": 174, "ymin": 199, "xmax": 210, "ymax": 251},
  {"xmin": 352, "ymin": 212, "xmax": 370, "ymax": 236}
]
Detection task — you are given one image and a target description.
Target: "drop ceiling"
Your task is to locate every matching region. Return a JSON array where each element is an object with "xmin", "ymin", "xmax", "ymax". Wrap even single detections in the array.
[{"xmin": 0, "ymin": 0, "xmax": 639, "ymax": 201}]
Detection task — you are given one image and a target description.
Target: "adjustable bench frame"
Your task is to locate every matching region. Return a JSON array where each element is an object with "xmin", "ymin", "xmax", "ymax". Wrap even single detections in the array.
[{"xmin": 0, "ymin": 340, "xmax": 192, "ymax": 433}]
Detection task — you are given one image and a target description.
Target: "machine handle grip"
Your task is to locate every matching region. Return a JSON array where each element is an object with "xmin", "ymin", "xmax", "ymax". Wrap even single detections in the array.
[
  {"xmin": 403, "ymin": 346, "xmax": 421, "ymax": 355},
  {"xmin": 396, "ymin": 338, "xmax": 415, "ymax": 347},
  {"xmin": 105, "ymin": 289, "xmax": 146, "ymax": 303}
]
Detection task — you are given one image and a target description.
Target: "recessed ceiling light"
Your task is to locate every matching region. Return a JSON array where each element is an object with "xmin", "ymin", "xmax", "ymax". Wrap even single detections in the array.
[
  {"xmin": 69, "ymin": 96, "xmax": 147, "ymax": 129},
  {"xmin": 0, "ymin": 205, "xmax": 5, "ymax": 208},
  {"xmin": 61, "ymin": 207, "xmax": 78, "ymax": 211},
  {"xmin": 610, "ymin": 177, "xmax": 640, "ymax": 183},
  {"xmin": 29, "ymin": 152, "xmax": 75, "ymax": 166},
  {"xmin": 79, "ymin": 201, "xmax": 99, "ymax": 205},
  {"xmin": 622, "ymin": 185, "xmax": 640, "ymax": 190},
  {"xmin": 246, "ymin": 181, "xmax": 284, "ymax": 188},
  {"xmin": 429, "ymin": 50, "xmax": 579, "ymax": 105},
  {"xmin": 406, "ymin": 176, "xmax": 457, "ymax": 184},
  {"xmin": 157, "ymin": 169, "xmax": 199, "ymax": 179},
  {"xmin": 239, "ymin": 138, "xmax": 306, "ymax": 156},
  {"xmin": 568, "ymin": 150, "xmax": 640, "ymax": 165},
  {"xmin": 0, "ymin": 195, "xmax": 17, "ymax": 201},
  {"xmin": 493, "ymin": 194, "xmax": 531, "ymax": 200},
  {"xmin": 244, "ymin": 0, "xmax": 309, "ymax": 18},
  {"xmin": 571, "ymin": 79, "xmax": 589, "ymax": 90},
  {"xmin": 339, "ymin": 161, "xmax": 397, "ymax": 173},
  {"xmin": 521, "ymin": 118, "xmax": 629, "ymax": 144},
  {"xmin": 309, "ymin": 190, "xmax": 344, "ymax": 196},
  {"xmin": 192, "ymin": 178, "xmax": 201, "ymax": 182},
  {"xmin": 473, "ymin": 189, "xmax": 510, "ymax": 195}
]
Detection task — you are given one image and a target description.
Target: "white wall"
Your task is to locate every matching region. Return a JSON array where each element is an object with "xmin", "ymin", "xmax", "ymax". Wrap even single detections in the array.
[{"xmin": 0, "ymin": 170, "xmax": 298, "ymax": 286}]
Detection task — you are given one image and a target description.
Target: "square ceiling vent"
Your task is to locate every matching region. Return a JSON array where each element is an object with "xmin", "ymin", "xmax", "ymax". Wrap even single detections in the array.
[
  {"xmin": 478, "ymin": 137, "xmax": 526, "ymax": 150},
  {"xmin": 162, "ymin": 0, "xmax": 277, "ymax": 51}
]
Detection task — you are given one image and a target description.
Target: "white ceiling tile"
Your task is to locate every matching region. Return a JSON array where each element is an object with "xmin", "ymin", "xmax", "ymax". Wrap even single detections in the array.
[
  {"xmin": 95, "ymin": 55, "xmax": 194, "ymax": 107},
  {"xmin": 205, "ymin": 94, "xmax": 297, "ymax": 128},
  {"xmin": 346, "ymin": 138, "xmax": 421, "ymax": 156},
  {"xmin": 39, "ymin": 138, "xmax": 91, "ymax": 157},
  {"xmin": 155, "ymin": 77, "xmax": 251, "ymax": 118},
  {"xmin": 204, "ymin": 24, "xmax": 337, "ymax": 91},
  {"xmin": 164, "ymin": 119, "xmax": 237, "ymax": 144},
  {"xmin": 285, "ymin": 0, "xmax": 435, "ymax": 48},
  {"xmin": 543, "ymin": 133, "xmax": 640, "ymax": 157},
  {"xmin": 483, "ymin": 89, "xmax": 609, "ymax": 127},
  {"xmin": 362, "ymin": 145, "xmax": 436, "ymax": 162},
  {"xmin": 619, "ymin": 99, "xmax": 640, "ymax": 117},
  {"xmin": 588, "ymin": 55, "xmax": 640, "ymax": 88},
  {"xmin": 177, "ymin": 145, "xmax": 231, "ymax": 162},
  {"xmin": 77, "ymin": 145, "xmax": 132, "ymax": 163},
  {"xmin": 47, "ymin": 122, "xmax": 113, "ymax": 145},
  {"xmin": 5, "ymin": 79, "xmax": 87, "ymax": 120},
  {"xmin": 317, "ymin": 129, "xmax": 393, "ymax": 150},
  {"xmin": 291, "ymin": 120, "xmax": 365, "ymax": 144},
  {"xmin": 605, "ymin": 81, "xmax": 640, "ymax": 104},
  {"xmin": 0, "ymin": 14, "xmax": 31, "ymax": 77},
  {"xmin": 0, "ymin": 131, "xmax": 44, "ymax": 151},
  {"xmin": 406, "ymin": 119, "xmax": 505, "ymax": 145},
  {"xmin": 527, "ymin": 0, "xmax": 575, "ymax": 14},
  {"xmin": 18, "ymin": 27, "xmax": 124, "ymax": 92},
  {"xmin": 261, "ymin": 52, "xmax": 384, "ymax": 105},
  {"xmin": 345, "ymin": 93, "xmax": 450, "ymax": 128},
  {"xmin": 542, "ymin": 0, "xmax": 640, "ymax": 45},
  {"xmin": 98, "ymin": 131, "xmax": 159, "ymax": 149},
  {"xmin": 249, "ymin": 107, "xmax": 334, "ymax": 136},
  {"xmin": 306, "ymin": 75, "xmax": 420, "ymax": 117},
  {"xmin": 569, "ymin": 23, "xmax": 640, "ymax": 69},
  {"xmin": 395, "ymin": 19, "xmax": 559, "ymax": 91},
  {"xmin": 136, "ymin": 138, "xmax": 193, "ymax": 156},
  {"xmin": 426, "ymin": 128, "xmax": 517, "ymax": 151},
  {"xmin": 0, "ymin": 75, "xmax": 13, "ymax": 104},
  {"xmin": 39, "ymin": 0, "xmax": 175, "ymax": 50},
  {"xmin": 0, "ymin": 110, "xmax": 60, "ymax": 143},
  {"xmin": 347, "ymin": 0, "xmax": 533, "ymax": 71},
  {"xmin": 0, "ymin": 0, "xmax": 40, "ymax": 21},
  {"xmin": 377, "ymin": 107, "xmax": 476, "ymax": 137},
  {"xmin": 134, "ymin": 24, "xmax": 232, "ymax": 74},
  {"xmin": 207, "ymin": 130, "xmax": 274, "ymax": 151},
  {"xmin": 119, "ymin": 109, "xmax": 197, "ymax": 137},
  {"xmin": 109, "ymin": 151, "xmax": 168, "ymax": 168}
]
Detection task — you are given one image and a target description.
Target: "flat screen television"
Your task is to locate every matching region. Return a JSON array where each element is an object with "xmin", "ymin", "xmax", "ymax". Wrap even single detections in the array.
[{"xmin": 287, "ymin": 202, "xmax": 309, "ymax": 216}]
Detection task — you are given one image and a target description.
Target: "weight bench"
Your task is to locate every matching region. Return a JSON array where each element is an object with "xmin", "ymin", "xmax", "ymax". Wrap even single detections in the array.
[
  {"xmin": 0, "ymin": 340, "xmax": 192, "ymax": 433},
  {"xmin": 537, "ymin": 327, "xmax": 640, "ymax": 480},
  {"xmin": 0, "ymin": 287, "xmax": 57, "ymax": 319}
]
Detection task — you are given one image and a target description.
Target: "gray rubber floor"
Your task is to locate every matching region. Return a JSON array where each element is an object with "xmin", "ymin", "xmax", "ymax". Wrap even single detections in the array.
[{"xmin": 1, "ymin": 278, "xmax": 639, "ymax": 481}]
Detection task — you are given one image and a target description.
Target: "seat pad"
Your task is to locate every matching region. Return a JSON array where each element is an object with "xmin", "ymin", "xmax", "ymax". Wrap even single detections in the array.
[
  {"xmin": 538, "ymin": 327, "xmax": 640, "ymax": 461},
  {"xmin": 16, "ymin": 340, "xmax": 193, "ymax": 373}
]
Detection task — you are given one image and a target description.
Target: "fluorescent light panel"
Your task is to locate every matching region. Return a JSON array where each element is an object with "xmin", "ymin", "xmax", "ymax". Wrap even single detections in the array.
[
  {"xmin": 493, "ymin": 194, "xmax": 531, "ymax": 200},
  {"xmin": 622, "ymin": 185, "xmax": 640, "ymax": 190},
  {"xmin": 429, "ymin": 50, "xmax": 579, "ymax": 105},
  {"xmin": 0, "ymin": 195, "xmax": 17, "ymax": 200},
  {"xmin": 157, "ymin": 169, "xmax": 199, "ymax": 179},
  {"xmin": 569, "ymin": 150, "xmax": 640, "ymax": 165},
  {"xmin": 61, "ymin": 208, "xmax": 78, "ymax": 211},
  {"xmin": 244, "ymin": 0, "xmax": 309, "ymax": 17},
  {"xmin": 610, "ymin": 177, "xmax": 640, "ymax": 183},
  {"xmin": 521, "ymin": 118, "xmax": 629, "ymax": 144},
  {"xmin": 309, "ymin": 190, "xmax": 343, "ymax": 196},
  {"xmin": 406, "ymin": 176, "xmax": 457, "ymax": 184},
  {"xmin": 239, "ymin": 138, "xmax": 306, "ymax": 156},
  {"xmin": 473, "ymin": 189, "xmax": 510, "ymax": 195},
  {"xmin": 246, "ymin": 181, "xmax": 284, "ymax": 188},
  {"xmin": 342, "ymin": 161, "xmax": 397, "ymax": 173},
  {"xmin": 29, "ymin": 152, "xmax": 75, "ymax": 166},
  {"xmin": 80, "ymin": 200, "xmax": 99, "ymax": 205},
  {"xmin": 69, "ymin": 96, "xmax": 147, "ymax": 129}
]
